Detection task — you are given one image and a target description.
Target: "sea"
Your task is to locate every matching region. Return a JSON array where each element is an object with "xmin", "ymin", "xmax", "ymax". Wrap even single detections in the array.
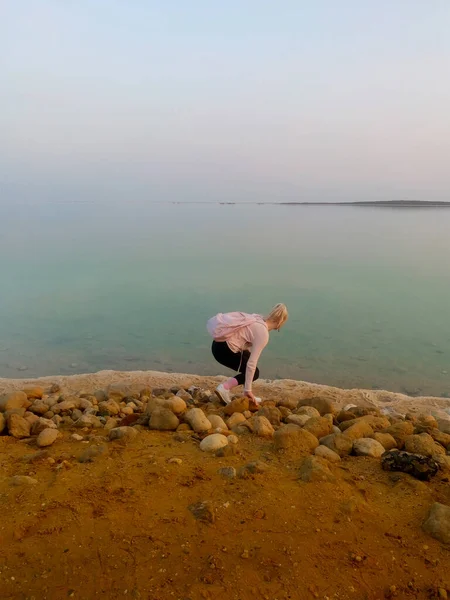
[{"xmin": 1, "ymin": 201, "xmax": 450, "ymax": 397}]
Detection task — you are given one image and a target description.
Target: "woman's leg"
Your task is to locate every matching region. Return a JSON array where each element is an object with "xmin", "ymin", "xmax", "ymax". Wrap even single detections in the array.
[{"xmin": 212, "ymin": 343, "xmax": 260, "ymax": 387}]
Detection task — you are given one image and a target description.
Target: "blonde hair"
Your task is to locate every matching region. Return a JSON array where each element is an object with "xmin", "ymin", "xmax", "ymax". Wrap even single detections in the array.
[{"xmin": 266, "ymin": 303, "xmax": 288, "ymax": 330}]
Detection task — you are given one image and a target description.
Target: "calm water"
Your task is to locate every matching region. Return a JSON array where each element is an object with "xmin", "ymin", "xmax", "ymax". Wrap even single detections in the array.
[{"xmin": 1, "ymin": 201, "xmax": 450, "ymax": 397}]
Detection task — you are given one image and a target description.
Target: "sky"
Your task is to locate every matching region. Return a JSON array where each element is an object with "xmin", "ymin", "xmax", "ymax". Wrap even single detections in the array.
[{"xmin": 1, "ymin": 1, "xmax": 450, "ymax": 203}]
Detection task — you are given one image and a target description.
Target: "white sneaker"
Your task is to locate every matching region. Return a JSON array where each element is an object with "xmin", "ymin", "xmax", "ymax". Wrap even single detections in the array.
[{"xmin": 215, "ymin": 384, "xmax": 232, "ymax": 405}]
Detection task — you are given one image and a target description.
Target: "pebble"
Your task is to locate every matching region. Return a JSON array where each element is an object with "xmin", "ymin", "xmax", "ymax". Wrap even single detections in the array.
[
  {"xmin": 227, "ymin": 435, "xmax": 239, "ymax": 444},
  {"xmin": 71, "ymin": 434, "xmax": 84, "ymax": 441},
  {"xmin": 168, "ymin": 457, "xmax": 183, "ymax": 465},
  {"xmin": 78, "ymin": 445, "xmax": 107, "ymax": 463},
  {"xmin": 217, "ymin": 466, "xmax": 236, "ymax": 479},
  {"xmin": 108, "ymin": 426, "xmax": 139, "ymax": 442},
  {"xmin": 188, "ymin": 501, "xmax": 215, "ymax": 523}
]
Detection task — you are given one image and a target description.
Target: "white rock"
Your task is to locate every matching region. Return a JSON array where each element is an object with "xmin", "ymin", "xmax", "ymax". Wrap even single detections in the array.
[
  {"xmin": 314, "ymin": 445, "xmax": 341, "ymax": 463},
  {"xmin": 207, "ymin": 414, "xmax": 228, "ymax": 430},
  {"xmin": 227, "ymin": 413, "xmax": 246, "ymax": 428},
  {"xmin": 37, "ymin": 428, "xmax": 59, "ymax": 447},
  {"xmin": 71, "ymin": 433, "xmax": 84, "ymax": 441},
  {"xmin": 228, "ymin": 435, "xmax": 239, "ymax": 444},
  {"xmin": 185, "ymin": 408, "xmax": 212, "ymax": 432},
  {"xmin": 353, "ymin": 438, "xmax": 385, "ymax": 458},
  {"xmin": 200, "ymin": 433, "xmax": 229, "ymax": 452},
  {"xmin": 286, "ymin": 414, "xmax": 311, "ymax": 427}
]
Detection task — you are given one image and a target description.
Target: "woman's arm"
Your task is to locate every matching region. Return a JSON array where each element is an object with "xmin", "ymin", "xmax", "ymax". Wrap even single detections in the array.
[{"xmin": 244, "ymin": 324, "xmax": 269, "ymax": 392}]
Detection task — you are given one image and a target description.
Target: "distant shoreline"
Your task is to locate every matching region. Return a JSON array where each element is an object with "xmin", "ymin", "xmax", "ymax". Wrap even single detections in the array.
[{"xmin": 168, "ymin": 200, "xmax": 450, "ymax": 207}]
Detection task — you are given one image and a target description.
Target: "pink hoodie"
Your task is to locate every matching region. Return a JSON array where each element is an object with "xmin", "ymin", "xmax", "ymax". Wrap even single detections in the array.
[{"xmin": 207, "ymin": 312, "xmax": 269, "ymax": 391}]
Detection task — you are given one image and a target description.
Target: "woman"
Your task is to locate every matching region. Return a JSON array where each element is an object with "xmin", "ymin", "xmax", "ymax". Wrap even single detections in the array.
[{"xmin": 207, "ymin": 303, "xmax": 288, "ymax": 407}]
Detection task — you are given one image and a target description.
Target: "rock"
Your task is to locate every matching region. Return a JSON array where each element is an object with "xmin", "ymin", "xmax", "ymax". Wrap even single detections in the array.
[
  {"xmin": 176, "ymin": 389, "xmax": 193, "ymax": 402},
  {"xmin": 224, "ymin": 397, "xmax": 249, "ymax": 416},
  {"xmin": 216, "ymin": 444, "xmax": 238, "ymax": 457},
  {"xmin": 149, "ymin": 408, "xmax": 180, "ymax": 431},
  {"xmin": 71, "ymin": 408, "xmax": 83, "ymax": 421},
  {"xmin": 228, "ymin": 435, "xmax": 238, "ymax": 444},
  {"xmin": 184, "ymin": 408, "xmax": 212, "ymax": 433},
  {"xmin": 54, "ymin": 399, "xmax": 79, "ymax": 413},
  {"xmin": 49, "ymin": 383, "xmax": 61, "ymax": 394},
  {"xmin": 337, "ymin": 409, "xmax": 357, "ymax": 423},
  {"xmin": 0, "ymin": 413, "xmax": 5, "ymax": 433},
  {"xmin": 145, "ymin": 397, "xmax": 164, "ymax": 415},
  {"xmin": 295, "ymin": 406, "xmax": 321, "ymax": 419},
  {"xmin": 0, "ymin": 391, "xmax": 30, "ymax": 412},
  {"xmin": 161, "ymin": 397, "xmax": 187, "ymax": 415},
  {"xmin": 217, "ymin": 466, "xmax": 236, "ymax": 479},
  {"xmin": 383, "ymin": 421, "xmax": 415, "ymax": 449},
  {"xmin": 168, "ymin": 457, "xmax": 183, "ymax": 465},
  {"xmin": 256, "ymin": 406, "xmax": 281, "ymax": 427},
  {"xmin": 353, "ymin": 438, "xmax": 385, "ymax": 458},
  {"xmin": 10, "ymin": 476, "xmax": 38, "ymax": 486},
  {"xmin": 37, "ymin": 428, "xmax": 59, "ymax": 447},
  {"xmin": 437, "ymin": 418, "xmax": 450, "ymax": 435},
  {"xmin": 423, "ymin": 502, "xmax": 450, "ymax": 545},
  {"xmin": 23, "ymin": 386, "xmax": 44, "ymax": 399},
  {"xmin": 52, "ymin": 415, "xmax": 63, "ymax": 426},
  {"xmin": 247, "ymin": 416, "xmax": 275, "ymax": 438},
  {"xmin": 98, "ymin": 399, "xmax": 121, "ymax": 416},
  {"xmin": 299, "ymin": 456, "xmax": 335, "ymax": 483},
  {"xmin": 273, "ymin": 424, "xmax": 319, "ymax": 454},
  {"xmin": 320, "ymin": 434, "xmax": 353, "ymax": 457},
  {"xmin": 227, "ymin": 413, "xmax": 246, "ymax": 428},
  {"xmin": 303, "ymin": 417, "xmax": 333, "ymax": 439},
  {"xmin": 31, "ymin": 417, "xmax": 57, "ymax": 436},
  {"xmin": 74, "ymin": 414, "xmax": 103, "ymax": 428},
  {"xmin": 78, "ymin": 445, "xmax": 107, "ymax": 463},
  {"xmin": 342, "ymin": 421, "xmax": 374, "ymax": 441},
  {"xmin": 428, "ymin": 429, "xmax": 450, "ymax": 450},
  {"xmin": 297, "ymin": 397, "xmax": 336, "ymax": 416},
  {"xmin": 373, "ymin": 432, "xmax": 398, "ymax": 450},
  {"xmin": 78, "ymin": 398, "xmax": 94, "ymax": 411},
  {"xmin": 381, "ymin": 450, "xmax": 439, "ymax": 481},
  {"xmin": 417, "ymin": 414, "xmax": 439, "ymax": 428},
  {"xmin": 188, "ymin": 501, "xmax": 215, "ymax": 524},
  {"xmin": 239, "ymin": 461, "xmax": 269, "ymax": 478},
  {"xmin": 5, "ymin": 407, "xmax": 26, "ymax": 419},
  {"xmin": 278, "ymin": 406, "xmax": 292, "ymax": 420},
  {"xmin": 404, "ymin": 433, "xmax": 446, "ymax": 458},
  {"xmin": 340, "ymin": 415, "xmax": 390, "ymax": 432},
  {"xmin": 176, "ymin": 423, "xmax": 192, "ymax": 432},
  {"xmin": 108, "ymin": 383, "xmax": 137, "ymax": 401},
  {"xmin": 108, "ymin": 426, "xmax": 139, "ymax": 442},
  {"xmin": 277, "ymin": 396, "xmax": 299, "ymax": 410},
  {"xmin": 71, "ymin": 433, "xmax": 84, "ymax": 441},
  {"xmin": 7, "ymin": 414, "xmax": 31, "ymax": 438},
  {"xmin": 314, "ymin": 445, "xmax": 341, "ymax": 462},
  {"xmin": 433, "ymin": 454, "xmax": 450, "ymax": 472},
  {"xmin": 200, "ymin": 433, "xmax": 229, "ymax": 452},
  {"xmin": 207, "ymin": 414, "xmax": 228, "ymax": 430},
  {"xmin": 286, "ymin": 414, "xmax": 311, "ymax": 427}
]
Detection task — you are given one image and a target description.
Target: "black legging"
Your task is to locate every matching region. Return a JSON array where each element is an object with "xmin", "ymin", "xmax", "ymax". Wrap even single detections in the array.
[{"xmin": 211, "ymin": 341, "xmax": 260, "ymax": 386}]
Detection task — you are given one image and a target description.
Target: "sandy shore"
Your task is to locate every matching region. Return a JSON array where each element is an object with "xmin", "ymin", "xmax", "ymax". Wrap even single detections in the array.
[{"xmin": 1, "ymin": 368, "xmax": 450, "ymax": 420}]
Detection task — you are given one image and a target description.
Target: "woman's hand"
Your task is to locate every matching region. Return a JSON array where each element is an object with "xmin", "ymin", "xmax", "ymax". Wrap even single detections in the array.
[{"xmin": 244, "ymin": 391, "xmax": 258, "ymax": 410}]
